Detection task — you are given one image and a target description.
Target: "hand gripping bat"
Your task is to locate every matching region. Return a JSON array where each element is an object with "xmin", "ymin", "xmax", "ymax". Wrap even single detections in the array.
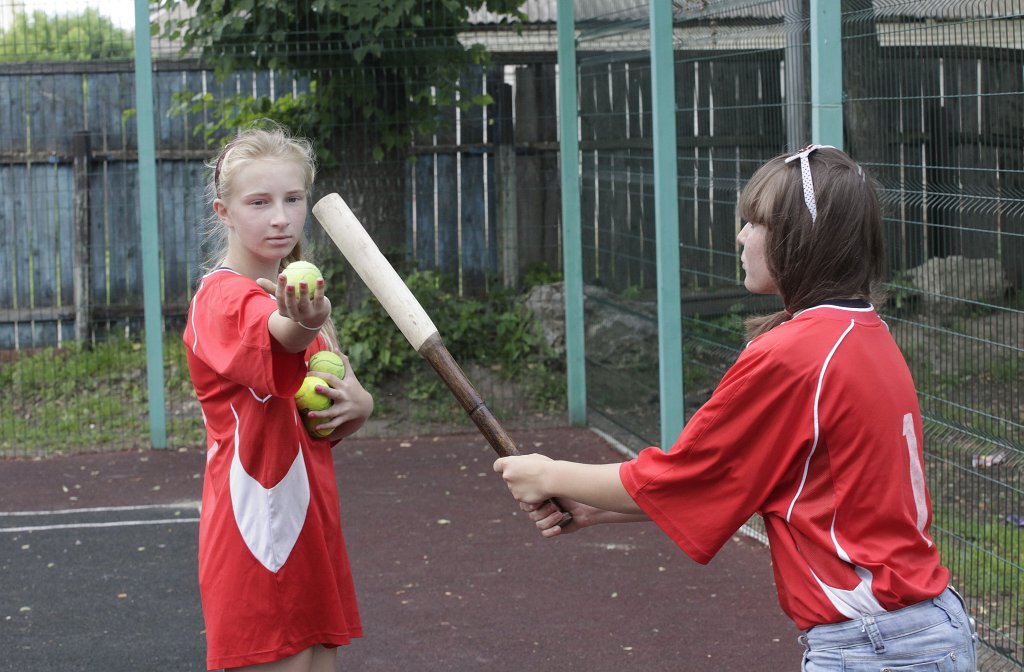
[{"xmin": 312, "ymin": 193, "xmax": 571, "ymax": 527}]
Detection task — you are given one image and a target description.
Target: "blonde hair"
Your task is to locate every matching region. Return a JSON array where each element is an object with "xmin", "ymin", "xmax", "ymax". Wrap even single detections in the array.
[{"xmin": 202, "ymin": 121, "xmax": 339, "ymax": 351}]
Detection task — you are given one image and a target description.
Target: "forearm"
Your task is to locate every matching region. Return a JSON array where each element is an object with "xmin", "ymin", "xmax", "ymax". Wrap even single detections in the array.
[
  {"xmin": 543, "ymin": 461, "xmax": 643, "ymax": 515},
  {"xmin": 268, "ymin": 312, "xmax": 322, "ymax": 353}
]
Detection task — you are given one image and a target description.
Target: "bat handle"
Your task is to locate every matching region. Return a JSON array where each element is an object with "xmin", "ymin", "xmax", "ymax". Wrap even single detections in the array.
[{"xmin": 419, "ymin": 334, "xmax": 573, "ymax": 528}]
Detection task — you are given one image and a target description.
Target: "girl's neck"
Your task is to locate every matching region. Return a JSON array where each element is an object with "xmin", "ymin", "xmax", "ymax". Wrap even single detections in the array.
[{"xmin": 222, "ymin": 252, "xmax": 279, "ymax": 283}]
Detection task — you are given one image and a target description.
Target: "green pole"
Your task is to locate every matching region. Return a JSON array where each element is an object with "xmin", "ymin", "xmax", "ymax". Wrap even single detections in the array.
[
  {"xmin": 134, "ymin": 0, "xmax": 167, "ymax": 449},
  {"xmin": 810, "ymin": 0, "xmax": 844, "ymax": 149},
  {"xmin": 649, "ymin": 1, "xmax": 684, "ymax": 450},
  {"xmin": 557, "ymin": 0, "xmax": 586, "ymax": 425}
]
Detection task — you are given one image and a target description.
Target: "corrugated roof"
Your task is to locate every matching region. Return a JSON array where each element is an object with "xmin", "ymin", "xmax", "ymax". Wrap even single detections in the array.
[{"xmin": 468, "ymin": 0, "xmax": 1023, "ymax": 24}]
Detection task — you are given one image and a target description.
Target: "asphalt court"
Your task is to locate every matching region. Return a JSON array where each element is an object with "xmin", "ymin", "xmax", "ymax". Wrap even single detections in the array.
[
  {"xmin": 1, "ymin": 503, "xmax": 206, "ymax": 671},
  {"xmin": 0, "ymin": 428, "xmax": 799, "ymax": 672}
]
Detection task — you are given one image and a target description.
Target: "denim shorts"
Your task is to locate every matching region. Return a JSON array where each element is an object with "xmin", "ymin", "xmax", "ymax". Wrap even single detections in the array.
[{"xmin": 800, "ymin": 587, "xmax": 977, "ymax": 671}]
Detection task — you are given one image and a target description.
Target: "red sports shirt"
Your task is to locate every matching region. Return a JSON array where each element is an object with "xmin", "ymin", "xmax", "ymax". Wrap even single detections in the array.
[
  {"xmin": 620, "ymin": 303, "xmax": 949, "ymax": 630},
  {"xmin": 183, "ymin": 269, "xmax": 362, "ymax": 670}
]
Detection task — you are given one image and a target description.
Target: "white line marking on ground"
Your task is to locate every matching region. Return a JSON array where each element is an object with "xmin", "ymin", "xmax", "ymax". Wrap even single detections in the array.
[
  {"xmin": 1, "ymin": 518, "xmax": 200, "ymax": 533},
  {"xmin": 0, "ymin": 502, "xmax": 201, "ymax": 517}
]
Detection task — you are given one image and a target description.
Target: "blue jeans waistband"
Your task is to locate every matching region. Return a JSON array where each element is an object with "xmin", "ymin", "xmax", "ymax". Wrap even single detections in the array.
[{"xmin": 801, "ymin": 587, "xmax": 969, "ymax": 653}]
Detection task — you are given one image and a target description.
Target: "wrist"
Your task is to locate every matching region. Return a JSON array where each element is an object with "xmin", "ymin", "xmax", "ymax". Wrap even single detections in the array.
[{"xmin": 542, "ymin": 459, "xmax": 562, "ymax": 499}]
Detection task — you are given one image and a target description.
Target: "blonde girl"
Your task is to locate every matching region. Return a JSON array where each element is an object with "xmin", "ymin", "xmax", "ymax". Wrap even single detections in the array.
[{"xmin": 184, "ymin": 123, "xmax": 373, "ymax": 671}]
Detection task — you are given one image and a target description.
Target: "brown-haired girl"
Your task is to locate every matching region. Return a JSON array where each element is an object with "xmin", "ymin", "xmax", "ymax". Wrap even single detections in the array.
[
  {"xmin": 494, "ymin": 146, "xmax": 977, "ymax": 670},
  {"xmin": 183, "ymin": 122, "xmax": 373, "ymax": 671}
]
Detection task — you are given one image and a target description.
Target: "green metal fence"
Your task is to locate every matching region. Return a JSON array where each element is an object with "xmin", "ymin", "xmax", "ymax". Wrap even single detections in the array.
[{"xmin": 0, "ymin": 1, "xmax": 1020, "ymax": 667}]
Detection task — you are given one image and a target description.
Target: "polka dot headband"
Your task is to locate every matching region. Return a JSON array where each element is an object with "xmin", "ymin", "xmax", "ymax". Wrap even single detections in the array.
[{"xmin": 784, "ymin": 144, "xmax": 835, "ymax": 223}]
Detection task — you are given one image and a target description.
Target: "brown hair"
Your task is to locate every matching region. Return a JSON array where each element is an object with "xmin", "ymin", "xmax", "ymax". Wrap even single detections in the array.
[{"xmin": 739, "ymin": 147, "xmax": 886, "ymax": 340}]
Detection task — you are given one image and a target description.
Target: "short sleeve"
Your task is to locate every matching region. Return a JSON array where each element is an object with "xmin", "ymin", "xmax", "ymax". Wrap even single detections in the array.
[
  {"xmin": 188, "ymin": 272, "xmax": 306, "ymax": 397},
  {"xmin": 619, "ymin": 346, "xmax": 815, "ymax": 564}
]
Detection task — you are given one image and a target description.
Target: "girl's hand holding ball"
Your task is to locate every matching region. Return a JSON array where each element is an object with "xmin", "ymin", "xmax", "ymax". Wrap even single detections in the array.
[{"xmin": 257, "ymin": 260, "xmax": 330, "ymax": 332}]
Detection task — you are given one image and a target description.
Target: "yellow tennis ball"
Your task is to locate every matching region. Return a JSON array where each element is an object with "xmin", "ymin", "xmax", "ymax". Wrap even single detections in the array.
[
  {"xmin": 294, "ymin": 375, "xmax": 332, "ymax": 413},
  {"xmin": 282, "ymin": 260, "xmax": 322, "ymax": 290},
  {"xmin": 304, "ymin": 415, "xmax": 333, "ymax": 439},
  {"xmin": 309, "ymin": 351, "xmax": 346, "ymax": 380}
]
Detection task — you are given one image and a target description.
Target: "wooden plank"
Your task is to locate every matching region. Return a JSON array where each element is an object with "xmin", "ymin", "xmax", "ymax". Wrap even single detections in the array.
[
  {"xmin": 0, "ymin": 162, "xmax": 17, "ymax": 348},
  {"xmin": 460, "ymin": 151, "xmax": 487, "ymax": 294},
  {"xmin": 676, "ymin": 56, "xmax": 701, "ymax": 288},
  {"xmin": 435, "ymin": 154, "xmax": 459, "ymax": 277},
  {"xmin": 72, "ymin": 132, "xmax": 92, "ymax": 342},
  {"xmin": 27, "ymin": 163, "xmax": 60, "ymax": 346},
  {"xmin": 608, "ymin": 59, "xmax": 633, "ymax": 291},
  {"xmin": 591, "ymin": 61, "xmax": 616, "ymax": 288},
  {"xmin": 12, "ymin": 166, "xmax": 31, "ymax": 318},
  {"xmin": 460, "ymin": 68, "xmax": 487, "ymax": 295},
  {"xmin": 986, "ymin": 57, "xmax": 1024, "ymax": 288},
  {"xmin": 178, "ymin": 70, "xmax": 206, "ymax": 152},
  {"xmin": 929, "ymin": 57, "xmax": 963, "ymax": 259},
  {"xmin": 0, "ymin": 76, "xmax": 25, "ymax": 154},
  {"xmin": 183, "ymin": 160, "xmax": 210, "ymax": 298},
  {"xmin": 53, "ymin": 73, "xmax": 85, "ymax": 156},
  {"xmin": 530, "ymin": 62, "xmax": 561, "ymax": 276},
  {"xmin": 485, "ymin": 70, "xmax": 502, "ymax": 281},
  {"xmin": 88, "ymin": 161, "xmax": 107, "ymax": 308},
  {"xmin": 579, "ymin": 59, "xmax": 600, "ymax": 284},
  {"xmin": 159, "ymin": 160, "xmax": 187, "ymax": 303},
  {"xmin": 957, "ymin": 56, "xmax": 1002, "ymax": 260},
  {"xmin": 92, "ymin": 72, "xmax": 125, "ymax": 152},
  {"xmin": 708, "ymin": 58, "xmax": 738, "ymax": 286},
  {"xmin": 55, "ymin": 165, "xmax": 75, "ymax": 313},
  {"xmin": 413, "ymin": 155, "xmax": 437, "ymax": 269},
  {"xmin": 155, "ymin": 70, "xmax": 182, "ymax": 149},
  {"xmin": 434, "ymin": 96, "xmax": 459, "ymax": 279},
  {"xmin": 624, "ymin": 60, "xmax": 651, "ymax": 291},
  {"xmin": 514, "ymin": 65, "xmax": 544, "ymax": 276},
  {"xmin": 492, "ymin": 79, "xmax": 517, "ymax": 288},
  {"xmin": 118, "ymin": 163, "xmax": 142, "ymax": 308}
]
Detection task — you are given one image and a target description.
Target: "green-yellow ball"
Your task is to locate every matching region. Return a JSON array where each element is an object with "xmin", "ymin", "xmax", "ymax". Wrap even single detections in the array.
[
  {"xmin": 295, "ymin": 375, "xmax": 332, "ymax": 413},
  {"xmin": 295, "ymin": 375, "xmax": 333, "ymax": 438},
  {"xmin": 304, "ymin": 415, "xmax": 332, "ymax": 439},
  {"xmin": 282, "ymin": 260, "xmax": 322, "ymax": 290},
  {"xmin": 309, "ymin": 351, "xmax": 346, "ymax": 380}
]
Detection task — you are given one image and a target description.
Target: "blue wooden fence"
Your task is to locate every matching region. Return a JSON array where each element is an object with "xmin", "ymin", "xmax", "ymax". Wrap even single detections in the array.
[{"xmin": 0, "ymin": 61, "xmax": 561, "ymax": 349}]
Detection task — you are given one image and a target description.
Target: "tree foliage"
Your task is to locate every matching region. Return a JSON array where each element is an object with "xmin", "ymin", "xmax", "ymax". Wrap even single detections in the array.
[
  {"xmin": 0, "ymin": 9, "xmax": 133, "ymax": 62},
  {"xmin": 159, "ymin": 0, "xmax": 525, "ymax": 159}
]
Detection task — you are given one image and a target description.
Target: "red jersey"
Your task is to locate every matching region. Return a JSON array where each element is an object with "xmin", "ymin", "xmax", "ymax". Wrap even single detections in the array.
[
  {"xmin": 183, "ymin": 269, "xmax": 362, "ymax": 670},
  {"xmin": 619, "ymin": 303, "xmax": 949, "ymax": 630}
]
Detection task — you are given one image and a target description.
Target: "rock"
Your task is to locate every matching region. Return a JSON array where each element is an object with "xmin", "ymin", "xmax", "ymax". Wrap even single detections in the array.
[
  {"xmin": 522, "ymin": 283, "xmax": 658, "ymax": 370},
  {"xmin": 904, "ymin": 256, "xmax": 1008, "ymax": 311}
]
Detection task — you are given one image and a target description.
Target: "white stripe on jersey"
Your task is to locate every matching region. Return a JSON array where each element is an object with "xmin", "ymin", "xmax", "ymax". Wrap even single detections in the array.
[
  {"xmin": 786, "ymin": 318, "xmax": 886, "ymax": 618},
  {"xmin": 785, "ymin": 319, "xmax": 856, "ymax": 522}
]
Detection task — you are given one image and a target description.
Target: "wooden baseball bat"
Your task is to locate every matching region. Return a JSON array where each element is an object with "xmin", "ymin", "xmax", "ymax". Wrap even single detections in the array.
[{"xmin": 312, "ymin": 193, "xmax": 571, "ymax": 525}]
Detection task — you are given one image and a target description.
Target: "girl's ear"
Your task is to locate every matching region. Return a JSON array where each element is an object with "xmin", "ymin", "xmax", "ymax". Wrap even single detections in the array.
[{"xmin": 213, "ymin": 198, "xmax": 230, "ymax": 225}]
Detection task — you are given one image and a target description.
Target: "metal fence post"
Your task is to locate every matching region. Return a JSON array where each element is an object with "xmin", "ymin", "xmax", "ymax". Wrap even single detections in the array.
[
  {"xmin": 650, "ymin": 0, "xmax": 684, "ymax": 450},
  {"xmin": 557, "ymin": 0, "xmax": 586, "ymax": 425},
  {"xmin": 810, "ymin": 0, "xmax": 844, "ymax": 149},
  {"xmin": 134, "ymin": 0, "xmax": 167, "ymax": 449}
]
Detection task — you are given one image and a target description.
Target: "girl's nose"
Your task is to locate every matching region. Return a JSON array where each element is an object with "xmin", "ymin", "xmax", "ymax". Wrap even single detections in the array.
[{"xmin": 269, "ymin": 202, "xmax": 289, "ymax": 226}]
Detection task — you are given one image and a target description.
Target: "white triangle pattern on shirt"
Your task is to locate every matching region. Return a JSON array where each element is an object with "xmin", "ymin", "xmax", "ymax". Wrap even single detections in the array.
[{"xmin": 227, "ymin": 403, "xmax": 311, "ymax": 573}]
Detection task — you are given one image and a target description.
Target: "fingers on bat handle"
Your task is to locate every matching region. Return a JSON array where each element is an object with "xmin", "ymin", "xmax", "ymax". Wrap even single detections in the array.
[{"xmin": 551, "ymin": 502, "xmax": 574, "ymax": 527}]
